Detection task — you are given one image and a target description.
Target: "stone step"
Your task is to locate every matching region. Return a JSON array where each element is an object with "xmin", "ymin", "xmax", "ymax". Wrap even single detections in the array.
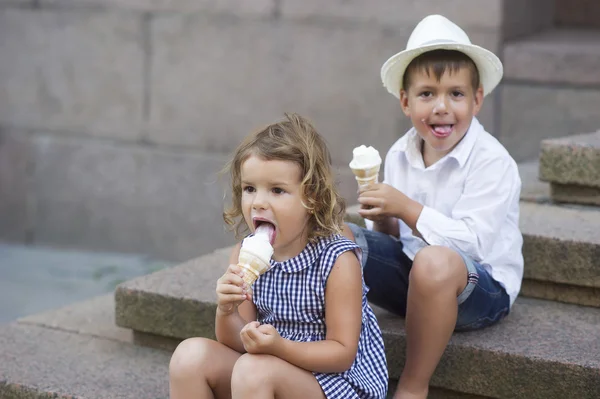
[
  {"xmin": 114, "ymin": 247, "xmax": 600, "ymax": 398},
  {"xmin": 539, "ymin": 132, "xmax": 600, "ymax": 205},
  {"xmin": 0, "ymin": 294, "xmax": 473, "ymax": 399},
  {"xmin": 519, "ymin": 201, "xmax": 600, "ymax": 306},
  {"xmin": 0, "ymin": 295, "xmax": 171, "ymax": 399}
]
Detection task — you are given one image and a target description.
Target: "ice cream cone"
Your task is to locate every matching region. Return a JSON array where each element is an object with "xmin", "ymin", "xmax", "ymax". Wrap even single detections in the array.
[
  {"xmin": 349, "ymin": 145, "xmax": 382, "ymax": 190},
  {"xmin": 237, "ymin": 248, "xmax": 270, "ymax": 285},
  {"xmin": 351, "ymin": 165, "xmax": 380, "ymax": 190}
]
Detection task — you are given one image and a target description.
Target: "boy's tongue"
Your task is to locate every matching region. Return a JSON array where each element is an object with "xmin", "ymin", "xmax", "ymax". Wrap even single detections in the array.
[
  {"xmin": 432, "ymin": 125, "xmax": 452, "ymax": 137},
  {"xmin": 255, "ymin": 223, "xmax": 276, "ymax": 246}
]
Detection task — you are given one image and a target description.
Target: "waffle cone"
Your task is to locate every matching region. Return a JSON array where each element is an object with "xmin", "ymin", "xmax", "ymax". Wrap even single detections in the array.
[
  {"xmin": 237, "ymin": 251, "xmax": 270, "ymax": 285},
  {"xmin": 351, "ymin": 165, "xmax": 380, "ymax": 189}
]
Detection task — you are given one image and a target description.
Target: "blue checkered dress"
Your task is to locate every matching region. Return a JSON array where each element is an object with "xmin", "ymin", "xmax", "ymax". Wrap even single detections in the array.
[{"xmin": 252, "ymin": 235, "xmax": 388, "ymax": 398}]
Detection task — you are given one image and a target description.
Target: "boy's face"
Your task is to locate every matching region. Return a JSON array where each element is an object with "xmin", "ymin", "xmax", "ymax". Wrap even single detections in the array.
[{"xmin": 400, "ymin": 66, "xmax": 483, "ymax": 165}]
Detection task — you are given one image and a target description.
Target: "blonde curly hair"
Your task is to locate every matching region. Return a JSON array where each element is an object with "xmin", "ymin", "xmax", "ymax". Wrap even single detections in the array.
[{"xmin": 223, "ymin": 113, "xmax": 345, "ymax": 242}]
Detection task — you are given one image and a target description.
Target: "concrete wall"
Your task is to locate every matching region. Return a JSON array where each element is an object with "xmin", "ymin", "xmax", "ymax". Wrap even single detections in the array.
[{"xmin": 1, "ymin": 0, "xmax": 598, "ymax": 261}]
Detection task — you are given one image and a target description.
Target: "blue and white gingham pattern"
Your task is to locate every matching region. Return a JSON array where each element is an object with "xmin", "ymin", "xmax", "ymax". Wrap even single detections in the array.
[{"xmin": 252, "ymin": 235, "xmax": 388, "ymax": 398}]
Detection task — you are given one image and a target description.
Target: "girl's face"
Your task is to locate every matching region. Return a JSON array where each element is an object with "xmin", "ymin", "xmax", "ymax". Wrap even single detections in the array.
[{"xmin": 240, "ymin": 155, "xmax": 311, "ymax": 262}]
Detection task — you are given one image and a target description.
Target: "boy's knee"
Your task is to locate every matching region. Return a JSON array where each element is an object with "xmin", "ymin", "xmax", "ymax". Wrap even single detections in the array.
[
  {"xmin": 410, "ymin": 246, "xmax": 465, "ymax": 289},
  {"xmin": 231, "ymin": 354, "xmax": 275, "ymax": 391},
  {"xmin": 169, "ymin": 337, "xmax": 214, "ymax": 379}
]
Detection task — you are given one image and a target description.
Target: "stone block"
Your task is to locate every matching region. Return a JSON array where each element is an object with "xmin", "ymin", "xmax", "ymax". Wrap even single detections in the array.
[
  {"xmin": 115, "ymin": 246, "xmax": 232, "ymax": 338},
  {"xmin": 520, "ymin": 201, "xmax": 600, "ymax": 288},
  {"xmin": 0, "ymin": 9, "xmax": 144, "ymax": 139},
  {"xmin": 0, "ymin": 323, "xmax": 170, "ymax": 398},
  {"xmin": 149, "ymin": 13, "xmax": 415, "ymax": 167},
  {"xmin": 280, "ymin": 0, "xmax": 504, "ymax": 30},
  {"xmin": 41, "ymin": 0, "xmax": 275, "ymax": 14},
  {"xmin": 550, "ymin": 183, "xmax": 600, "ymax": 206},
  {"xmin": 539, "ymin": 132, "xmax": 600, "ymax": 188},
  {"xmin": 32, "ymin": 134, "xmax": 234, "ymax": 262},
  {"xmin": 504, "ymin": 29, "xmax": 600, "ymax": 85},
  {"xmin": 0, "ymin": 129, "xmax": 32, "ymax": 242},
  {"xmin": 499, "ymin": 84, "xmax": 600, "ymax": 162},
  {"xmin": 555, "ymin": 0, "xmax": 600, "ymax": 29},
  {"xmin": 521, "ymin": 279, "xmax": 600, "ymax": 308},
  {"xmin": 502, "ymin": 0, "xmax": 555, "ymax": 40}
]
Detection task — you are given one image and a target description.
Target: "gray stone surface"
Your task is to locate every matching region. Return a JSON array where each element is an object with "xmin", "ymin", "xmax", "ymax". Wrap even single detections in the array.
[
  {"xmin": 0, "ymin": 130, "xmax": 32, "ymax": 242},
  {"xmin": 521, "ymin": 279, "xmax": 600, "ymax": 308},
  {"xmin": 539, "ymin": 132, "xmax": 600, "ymax": 188},
  {"xmin": 31, "ymin": 134, "xmax": 234, "ymax": 262},
  {"xmin": 280, "ymin": 0, "xmax": 504, "ymax": 30},
  {"xmin": 0, "ymin": 323, "xmax": 170, "ymax": 399},
  {"xmin": 555, "ymin": 0, "xmax": 600, "ymax": 29},
  {"xmin": 114, "ymin": 249, "xmax": 600, "ymax": 398},
  {"xmin": 18, "ymin": 294, "xmax": 133, "ymax": 343},
  {"xmin": 41, "ymin": 0, "xmax": 275, "ymax": 14},
  {"xmin": 504, "ymin": 29, "xmax": 600, "ymax": 85},
  {"xmin": 148, "ymin": 13, "xmax": 412, "ymax": 167},
  {"xmin": 0, "ymin": 9, "xmax": 144, "ymax": 139},
  {"xmin": 499, "ymin": 85, "xmax": 600, "ymax": 162},
  {"xmin": 502, "ymin": 0, "xmax": 555, "ymax": 40}
]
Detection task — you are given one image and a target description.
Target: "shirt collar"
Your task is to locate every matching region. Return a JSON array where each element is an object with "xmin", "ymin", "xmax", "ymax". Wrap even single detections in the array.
[{"xmin": 391, "ymin": 117, "xmax": 482, "ymax": 169}]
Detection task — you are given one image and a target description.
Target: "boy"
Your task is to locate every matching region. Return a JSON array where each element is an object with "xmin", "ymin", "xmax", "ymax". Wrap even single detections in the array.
[{"xmin": 343, "ymin": 14, "xmax": 523, "ymax": 399}]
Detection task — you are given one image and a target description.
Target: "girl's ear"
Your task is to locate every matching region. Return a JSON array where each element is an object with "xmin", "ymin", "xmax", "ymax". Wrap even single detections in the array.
[{"xmin": 399, "ymin": 89, "xmax": 411, "ymax": 117}]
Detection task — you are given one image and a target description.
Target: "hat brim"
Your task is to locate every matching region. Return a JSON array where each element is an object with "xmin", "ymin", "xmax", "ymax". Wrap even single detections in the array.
[{"xmin": 380, "ymin": 42, "xmax": 503, "ymax": 98}]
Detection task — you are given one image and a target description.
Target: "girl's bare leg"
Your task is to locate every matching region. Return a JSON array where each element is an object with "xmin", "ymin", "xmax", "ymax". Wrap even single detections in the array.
[
  {"xmin": 170, "ymin": 337, "xmax": 242, "ymax": 399},
  {"xmin": 231, "ymin": 353, "xmax": 326, "ymax": 399},
  {"xmin": 394, "ymin": 246, "xmax": 467, "ymax": 399}
]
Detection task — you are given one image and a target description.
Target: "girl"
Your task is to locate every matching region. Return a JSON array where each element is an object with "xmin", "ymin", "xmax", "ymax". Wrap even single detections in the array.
[{"xmin": 169, "ymin": 113, "xmax": 388, "ymax": 399}]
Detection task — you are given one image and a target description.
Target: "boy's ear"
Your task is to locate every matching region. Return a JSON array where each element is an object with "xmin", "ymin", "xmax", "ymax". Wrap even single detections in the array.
[
  {"xmin": 472, "ymin": 85, "xmax": 484, "ymax": 116},
  {"xmin": 399, "ymin": 89, "xmax": 411, "ymax": 116}
]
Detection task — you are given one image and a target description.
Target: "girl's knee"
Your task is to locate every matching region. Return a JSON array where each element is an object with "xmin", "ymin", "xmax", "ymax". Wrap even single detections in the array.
[
  {"xmin": 231, "ymin": 354, "xmax": 276, "ymax": 391},
  {"xmin": 169, "ymin": 337, "xmax": 215, "ymax": 380},
  {"xmin": 410, "ymin": 246, "xmax": 465, "ymax": 290}
]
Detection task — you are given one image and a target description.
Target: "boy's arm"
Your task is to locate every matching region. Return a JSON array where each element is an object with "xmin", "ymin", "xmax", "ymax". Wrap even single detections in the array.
[
  {"xmin": 215, "ymin": 242, "xmax": 257, "ymax": 353},
  {"xmin": 359, "ymin": 157, "xmax": 520, "ymax": 261},
  {"xmin": 413, "ymin": 157, "xmax": 521, "ymax": 260},
  {"xmin": 270, "ymin": 251, "xmax": 363, "ymax": 373}
]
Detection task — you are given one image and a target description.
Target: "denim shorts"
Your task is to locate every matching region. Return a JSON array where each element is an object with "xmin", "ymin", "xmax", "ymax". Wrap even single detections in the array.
[{"xmin": 348, "ymin": 223, "xmax": 510, "ymax": 332}]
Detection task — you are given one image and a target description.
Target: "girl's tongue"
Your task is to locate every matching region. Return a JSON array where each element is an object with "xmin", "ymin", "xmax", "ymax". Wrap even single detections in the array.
[
  {"xmin": 255, "ymin": 223, "xmax": 276, "ymax": 246},
  {"xmin": 431, "ymin": 124, "xmax": 453, "ymax": 138}
]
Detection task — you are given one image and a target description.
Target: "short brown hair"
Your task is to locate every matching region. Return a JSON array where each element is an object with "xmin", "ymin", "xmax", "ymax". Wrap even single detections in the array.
[
  {"xmin": 223, "ymin": 113, "xmax": 345, "ymax": 242},
  {"xmin": 402, "ymin": 50, "xmax": 480, "ymax": 93}
]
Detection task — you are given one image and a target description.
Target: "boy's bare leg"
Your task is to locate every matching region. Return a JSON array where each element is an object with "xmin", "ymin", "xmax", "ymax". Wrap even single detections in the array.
[
  {"xmin": 231, "ymin": 353, "xmax": 326, "ymax": 399},
  {"xmin": 394, "ymin": 246, "xmax": 467, "ymax": 399},
  {"xmin": 170, "ymin": 337, "xmax": 241, "ymax": 399}
]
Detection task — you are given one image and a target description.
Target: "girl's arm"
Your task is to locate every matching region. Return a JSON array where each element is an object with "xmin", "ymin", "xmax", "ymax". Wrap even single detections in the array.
[
  {"xmin": 215, "ymin": 242, "xmax": 257, "ymax": 353},
  {"xmin": 272, "ymin": 250, "xmax": 363, "ymax": 373}
]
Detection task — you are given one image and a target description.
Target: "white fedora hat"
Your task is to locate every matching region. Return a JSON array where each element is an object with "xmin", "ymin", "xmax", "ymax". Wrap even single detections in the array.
[{"xmin": 381, "ymin": 14, "xmax": 503, "ymax": 98}]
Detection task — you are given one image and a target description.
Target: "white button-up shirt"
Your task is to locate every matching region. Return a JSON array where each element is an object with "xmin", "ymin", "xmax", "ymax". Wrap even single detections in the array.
[{"xmin": 366, "ymin": 117, "xmax": 523, "ymax": 306}]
